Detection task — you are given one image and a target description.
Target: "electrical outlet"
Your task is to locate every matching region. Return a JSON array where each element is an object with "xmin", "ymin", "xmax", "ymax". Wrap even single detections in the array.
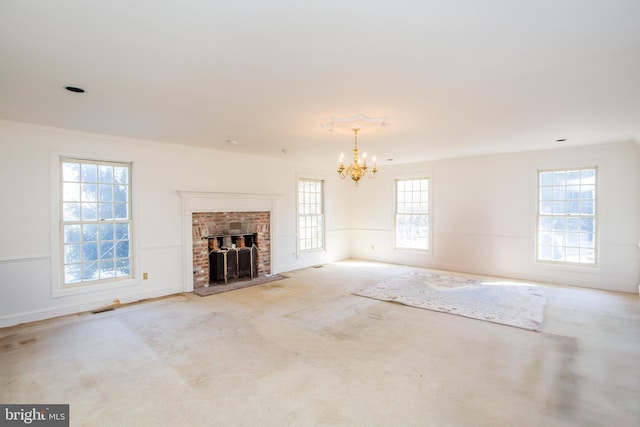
[
  {"xmin": 143, "ymin": 272, "xmax": 148, "ymax": 280},
  {"xmin": 371, "ymin": 244, "xmax": 375, "ymax": 250}
]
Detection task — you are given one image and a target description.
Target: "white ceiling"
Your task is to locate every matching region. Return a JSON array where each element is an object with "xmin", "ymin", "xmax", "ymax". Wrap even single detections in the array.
[{"xmin": 1, "ymin": 0, "xmax": 639, "ymax": 165}]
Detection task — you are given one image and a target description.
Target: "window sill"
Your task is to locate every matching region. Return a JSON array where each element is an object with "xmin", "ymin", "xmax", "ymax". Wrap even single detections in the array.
[{"xmin": 52, "ymin": 277, "xmax": 138, "ymax": 298}]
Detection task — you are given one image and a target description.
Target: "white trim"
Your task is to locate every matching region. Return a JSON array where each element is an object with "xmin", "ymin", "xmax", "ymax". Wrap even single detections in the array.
[
  {"xmin": 296, "ymin": 176, "xmax": 327, "ymax": 254},
  {"xmin": 534, "ymin": 166, "xmax": 599, "ymax": 268},
  {"xmin": 0, "ymin": 255, "xmax": 50, "ymax": 264},
  {"xmin": 52, "ymin": 277, "xmax": 138, "ymax": 298},
  {"xmin": 0, "ymin": 284, "xmax": 183, "ymax": 329},
  {"xmin": 50, "ymin": 152, "xmax": 142, "ymax": 298},
  {"xmin": 393, "ymin": 177, "xmax": 431, "ymax": 251}
]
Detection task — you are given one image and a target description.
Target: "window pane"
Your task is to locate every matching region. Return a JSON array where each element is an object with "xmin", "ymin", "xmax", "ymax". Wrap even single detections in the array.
[
  {"xmin": 552, "ymin": 218, "xmax": 565, "ymax": 231},
  {"xmin": 100, "ymin": 260, "xmax": 115, "ymax": 279},
  {"xmin": 82, "ymin": 224, "xmax": 98, "ymax": 242},
  {"xmin": 552, "ymin": 201, "xmax": 565, "ymax": 214},
  {"xmin": 539, "ymin": 172, "xmax": 552, "ymax": 186},
  {"xmin": 580, "ymin": 200, "xmax": 594, "ymax": 215},
  {"xmin": 81, "ymin": 203, "xmax": 97, "ymax": 221},
  {"xmin": 99, "ymin": 184, "xmax": 113, "ymax": 202},
  {"xmin": 566, "ymin": 232, "xmax": 580, "ymax": 247},
  {"xmin": 581, "ymin": 233, "xmax": 595, "ymax": 248},
  {"xmin": 64, "ymin": 264, "xmax": 82, "ymax": 284},
  {"xmin": 539, "ymin": 217, "xmax": 553, "ymax": 230},
  {"xmin": 61, "ymin": 158, "xmax": 133, "ymax": 286},
  {"xmin": 114, "ymin": 204, "xmax": 128, "ymax": 219},
  {"xmin": 581, "ymin": 169, "xmax": 595, "ymax": 181},
  {"xmin": 99, "ymin": 204, "xmax": 114, "ymax": 220},
  {"xmin": 566, "ymin": 247, "xmax": 580, "ymax": 262},
  {"xmin": 63, "ymin": 203, "xmax": 81, "ymax": 221},
  {"xmin": 116, "ymin": 259, "xmax": 130, "ymax": 276},
  {"xmin": 539, "ymin": 232, "xmax": 552, "ymax": 245},
  {"xmin": 63, "ymin": 183, "xmax": 80, "ymax": 202},
  {"xmin": 537, "ymin": 167, "xmax": 596, "ymax": 266},
  {"xmin": 98, "ymin": 165, "xmax": 113, "ymax": 183},
  {"xmin": 62, "ymin": 163, "xmax": 80, "ymax": 182},
  {"xmin": 116, "ymin": 240, "xmax": 130, "ymax": 258},
  {"xmin": 298, "ymin": 179, "xmax": 324, "ymax": 251},
  {"xmin": 82, "ymin": 262, "xmax": 98, "ymax": 281},
  {"xmin": 64, "ymin": 225, "xmax": 81, "ymax": 243},
  {"xmin": 100, "ymin": 242, "xmax": 115, "ymax": 259},
  {"xmin": 81, "ymin": 183, "xmax": 97, "ymax": 201},
  {"xmin": 114, "ymin": 167, "xmax": 128, "ymax": 184},
  {"xmin": 114, "ymin": 185, "xmax": 128, "ymax": 202},
  {"xmin": 552, "ymin": 171, "xmax": 566, "ymax": 185},
  {"xmin": 115, "ymin": 223, "xmax": 129, "ymax": 240},
  {"xmin": 567, "ymin": 218, "xmax": 581, "ymax": 231},
  {"xmin": 64, "ymin": 244, "xmax": 81, "ymax": 263},
  {"xmin": 538, "ymin": 245, "xmax": 552, "ymax": 260},
  {"xmin": 580, "ymin": 248, "xmax": 595, "ymax": 263},
  {"xmin": 581, "ymin": 184, "xmax": 595, "ymax": 198},
  {"xmin": 81, "ymin": 163, "xmax": 97, "ymax": 182},
  {"xmin": 83, "ymin": 243, "xmax": 98, "ymax": 261},
  {"xmin": 553, "ymin": 187, "xmax": 565, "ymax": 200},
  {"xmin": 395, "ymin": 179, "xmax": 429, "ymax": 250},
  {"xmin": 566, "ymin": 170, "xmax": 581, "ymax": 182},
  {"xmin": 100, "ymin": 223, "xmax": 114, "ymax": 240}
]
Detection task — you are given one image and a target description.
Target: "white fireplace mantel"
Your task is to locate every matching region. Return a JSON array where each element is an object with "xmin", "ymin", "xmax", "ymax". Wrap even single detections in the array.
[{"xmin": 178, "ymin": 190, "xmax": 282, "ymax": 213}]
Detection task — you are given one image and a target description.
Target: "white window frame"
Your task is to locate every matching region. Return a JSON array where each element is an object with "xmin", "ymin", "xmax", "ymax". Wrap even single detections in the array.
[
  {"xmin": 394, "ymin": 178, "xmax": 430, "ymax": 250},
  {"xmin": 536, "ymin": 167, "xmax": 597, "ymax": 267},
  {"xmin": 297, "ymin": 178, "xmax": 325, "ymax": 252},
  {"xmin": 57, "ymin": 157, "xmax": 134, "ymax": 291}
]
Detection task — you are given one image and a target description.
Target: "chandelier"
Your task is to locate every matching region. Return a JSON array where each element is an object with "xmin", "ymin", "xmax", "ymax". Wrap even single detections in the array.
[{"xmin": 337, "ymin": 128, "xmax": 377, "ymax": 185}]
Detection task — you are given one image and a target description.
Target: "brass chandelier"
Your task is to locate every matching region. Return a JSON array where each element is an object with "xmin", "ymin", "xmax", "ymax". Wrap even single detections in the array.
[{"xmin": 337, "ymin": 128, "xmax": 377, "ymax": 185}]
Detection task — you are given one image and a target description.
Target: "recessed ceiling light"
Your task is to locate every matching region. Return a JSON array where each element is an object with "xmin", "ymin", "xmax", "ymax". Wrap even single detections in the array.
[
  {"xmin": 64, "ymin": 86, "xmax": 85, "ymax": 93},
  {"xmin": 226, "ymin": 139, "xmax": 238, "ymax": 146}
]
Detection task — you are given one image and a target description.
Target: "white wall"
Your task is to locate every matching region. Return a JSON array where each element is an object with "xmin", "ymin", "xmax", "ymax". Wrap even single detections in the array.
[
  {"xmin": 2, "ymin": 119, "xmax": 638, "ymax": 327},
  {"xmin": 0, "ymin": 120, "xmax": 349, "ymax": 327},
  {"xmin": 350, "ymin": 142, "xmax": 640, "ymax": 293}
]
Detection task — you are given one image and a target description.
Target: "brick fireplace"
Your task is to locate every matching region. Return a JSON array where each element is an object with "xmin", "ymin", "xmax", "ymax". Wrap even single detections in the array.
[{"xmin": 191, "ymin": 211, "xmax": 271, "ymax": 289}]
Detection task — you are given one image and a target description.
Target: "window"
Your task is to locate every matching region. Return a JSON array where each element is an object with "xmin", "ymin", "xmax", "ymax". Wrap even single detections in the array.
[
  {"xmin": 537, "ymin": 167, "xmax": 596, "ymax": 265},
  {"xmin": 395, "ymin": 178, "xmax": 429, "ymax": 249},
  {"xmin": 61, "ymin": 158, "xmax": 133, "ymax": 286},
  {"xmin": 298, "ymin": 178, "xmax": 324, "ymax": 251}
]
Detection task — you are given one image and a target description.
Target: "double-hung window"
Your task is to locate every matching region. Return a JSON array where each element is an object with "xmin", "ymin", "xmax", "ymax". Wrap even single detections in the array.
[
  {"xmin": 298, "ymin": 178, "xmax": 324, "ymax": 251},
  {"xmin": 61, "ymin": 158, "xmax": 133, "ymax": 286},
  {"xmin": 537, "ymin": 167, "xmax": 597, "ymax": 265},
  {"xmin": 395, "ymin": 178, "xmax": 429, "ymax": 250}
]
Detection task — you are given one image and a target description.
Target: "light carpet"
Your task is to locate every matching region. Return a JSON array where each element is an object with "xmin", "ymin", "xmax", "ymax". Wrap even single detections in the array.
[{"xmin": 354, "ymin": 272, "xmax": 546, "ymax": 331}]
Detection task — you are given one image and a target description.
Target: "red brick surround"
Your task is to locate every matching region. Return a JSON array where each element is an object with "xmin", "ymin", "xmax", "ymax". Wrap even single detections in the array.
[{"xmin": 192, "ymin": 212, "xmax": 270, "ymax": 289}]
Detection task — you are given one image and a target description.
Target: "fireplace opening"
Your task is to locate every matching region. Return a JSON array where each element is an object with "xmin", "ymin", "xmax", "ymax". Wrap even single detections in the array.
[
  {"xmin": 207, "ymin": 233, "xmax": 258, "ymax": 284},
  {"xmin": 192, "ymin": 212, "xmax": 271, "ymax": 289}
]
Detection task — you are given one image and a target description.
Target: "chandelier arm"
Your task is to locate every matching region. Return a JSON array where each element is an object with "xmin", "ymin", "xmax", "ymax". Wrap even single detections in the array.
[{"xmin": 335, "ymin": 126, "xmax": 378, "ymax": 185}]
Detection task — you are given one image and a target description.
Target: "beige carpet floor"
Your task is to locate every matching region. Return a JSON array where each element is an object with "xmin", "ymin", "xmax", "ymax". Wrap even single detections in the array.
[{"xmin": 1, "ymin": 261, "xmax": 639, "ymax": 426}]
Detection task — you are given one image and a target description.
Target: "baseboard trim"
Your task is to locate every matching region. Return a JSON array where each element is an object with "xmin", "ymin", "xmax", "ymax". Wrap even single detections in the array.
[{"xmin": 0, "ymin": 285, "xmax": 183, "ymax": 329}]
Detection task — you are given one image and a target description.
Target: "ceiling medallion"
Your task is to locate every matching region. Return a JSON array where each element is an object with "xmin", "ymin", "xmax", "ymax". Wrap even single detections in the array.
[{"xmin": 323, "ymin": 114, "xmax": 389, "ymax": 186}]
